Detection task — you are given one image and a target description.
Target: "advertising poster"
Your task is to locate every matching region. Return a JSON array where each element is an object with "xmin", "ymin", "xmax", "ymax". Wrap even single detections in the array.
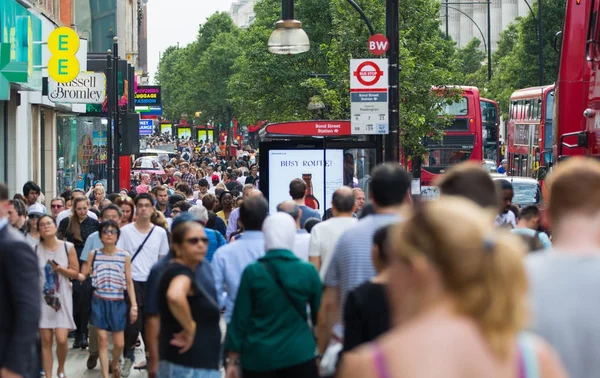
[
  {"xmin": 268, "ymin": 149, "xmax": 344, "ymax": 217},
  {"xmin": 178, "ymin": 128, "xmax": 191, "ymax": 139},
  {"xmin": 160, "ymin": 123, "xmax": 172, "ymax": 135}
]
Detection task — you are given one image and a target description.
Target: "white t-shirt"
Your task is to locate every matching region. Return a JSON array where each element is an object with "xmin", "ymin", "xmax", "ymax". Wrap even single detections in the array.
[
  {"xmin": 309, "ymin": 216, "xmax": 358, "ymax": 280},
  {"xmin": 293, "ymin": 230, "xmax": 311, "ymax": 262},
  {"xmin": 117, "ymin": 223, "xmax": 170, "ymax": 282},
  {"xmin": 495, "ymin": 211, "xmax": 517, "ymax": 228},
  {"xmin": 55, "ymin": 208, "xmax": 98, "ymax": 225}
]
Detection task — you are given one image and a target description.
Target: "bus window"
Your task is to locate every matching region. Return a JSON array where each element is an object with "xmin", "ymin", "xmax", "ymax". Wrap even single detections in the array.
[
  {"xmin": 544, "ymin": 91, "xmax": 555, "ymax": 151},
  {"xmin": 439, "ymin": 97, "xmax": 469, "ymax": 116}
]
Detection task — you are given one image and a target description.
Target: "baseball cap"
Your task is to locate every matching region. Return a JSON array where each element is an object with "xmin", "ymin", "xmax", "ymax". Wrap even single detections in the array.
[
  {"xmin": 27, "ymin": 203, "xmax": 46, "ymax": 217},
  {"xmin": 211, "ymin": 174, "xmax": 220, "ymax": 182},
  {"xmin": 170, "ymin": 212, "xmax": 199, "ymax": 232}
]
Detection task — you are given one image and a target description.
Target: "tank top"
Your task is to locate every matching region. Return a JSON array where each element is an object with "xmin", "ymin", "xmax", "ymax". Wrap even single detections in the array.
[
  {"xmin": 91, "ymin": 249, "xmax": 128, "ymax": 301},
  {"xmin": 371, "ymin": 332, "xmax": 539, "ymax": 378}
]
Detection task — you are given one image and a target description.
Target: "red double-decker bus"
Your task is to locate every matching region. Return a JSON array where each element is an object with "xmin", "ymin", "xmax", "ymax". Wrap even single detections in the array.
[
  {"xmin": 481, "ymin": 98, "xmax": 500, "ymax": 164},
  {"xmin": 421, "ymin": 86, "xmax": 484, "ymax": 187},
  {"xmin": 506, "ymin": 85, "xmax": 555, "ymax": 177},
  {"xmin": 554, "ymin": 0, "xmax": 600, "ymax": 160}
]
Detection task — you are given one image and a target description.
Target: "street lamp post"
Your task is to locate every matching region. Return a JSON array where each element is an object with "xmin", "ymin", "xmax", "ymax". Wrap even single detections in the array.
[{"xmin": 270, "ymin": 0, "xmax": 400, "ymax": 163}]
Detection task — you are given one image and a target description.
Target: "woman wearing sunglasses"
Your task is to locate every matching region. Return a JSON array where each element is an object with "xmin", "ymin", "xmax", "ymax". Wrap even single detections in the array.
[
  {"xmin": 36, "ymin": 214, "xmax": 79, "ymax": 378},
  {"xmin": 157, "ymin": 221, "xmax": 221, "ymax": 378},
  {"xmin": 79, "ymin": 220, "xmax": 137, "ymax": 378}
]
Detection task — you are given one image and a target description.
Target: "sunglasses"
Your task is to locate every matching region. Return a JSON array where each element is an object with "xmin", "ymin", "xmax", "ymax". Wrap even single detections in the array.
[
  {"xmin": 185, "ymin": 237, "xmax": 209, "ymax": 245},
  {"xmin": 51, "ymin": 204, "xmax": 63, "ymax": 209},
  {"xmin": 102, "ymin": 229, "xmax": 118, "ymax": 235}
]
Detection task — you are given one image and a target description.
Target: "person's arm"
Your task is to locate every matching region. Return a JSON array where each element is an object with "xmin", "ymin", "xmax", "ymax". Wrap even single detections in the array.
[
  {"xmin": 79, "ymin": 233, "xmax": 96, "ymax": 266},
  {"xmin": 78, "ymin": 250, "xmax": 95, "ymax": 281},
  {"xmin": 211, "ymin": 255, "xmax": 225, "ymax": 309},
  {"xmin": 308, "ymin": 228, "xmax": 321, "ymax": 272},
  {"xmin": 225, "ymin": 210, "xmax": 239, "ymax": 240},
  {"xmin": 534, "ymin": 336, "xmax": 568, "ymax": 378},
  {"xmin": 225, "ymin": 267, "xmax": 253, "ymax": 352},
  {"xmin": 166, "ymin": 275, "xmax": 196, "ymax": 350},
  {"xmin": 317, "ymin": 286, "xmax": 340, "ymax": 355},
  {"xmin": 2, "ymin": 240, "xmax": 41, "ymax": 377},
  {"xmin": 336, "ymin": 349, "xmax": 374, "ymax": 378},
  {"xmin": 158, "ymin": 230, "xmax": 170, "ymax": 258},
  {"xmin": 309, "ymin": 269, "xmax": 323, "ymax": 326},
  {"xmin": 342, "ymin": 290, "xmax": 362, "ymax": 352},
  {"xmin": 144, "ymin": 266, "xmax": 162, "ymax": 378},
  {"xmin": 125, "ymin": 255, "xmax": 138, "ymax": 323},
  {"xmin": 145, "ymin": 315, "xmax": 160, "ymax": 378},
  {"xmin": 54, "ymin": 245, "xmax": 80, "ymax": 280}
]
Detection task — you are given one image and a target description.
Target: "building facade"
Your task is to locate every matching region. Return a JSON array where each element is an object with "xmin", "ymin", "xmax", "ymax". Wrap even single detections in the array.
[
  {"xmin": 440, "ymin": 0, "xmax": 535, "ymax": 51},
  {"xmin": 230, "ymin": 0, "xmax": 256, "ymax": 28},
  {"xmin": 1, "ymin": 0, "xmax": 147, "ymax": 202}
]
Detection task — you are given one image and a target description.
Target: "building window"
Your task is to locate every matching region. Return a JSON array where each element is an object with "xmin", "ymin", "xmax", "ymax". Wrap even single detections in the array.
[{"xmin": 56, "ymin": 116, "xmax": 108, "ymax": 193}]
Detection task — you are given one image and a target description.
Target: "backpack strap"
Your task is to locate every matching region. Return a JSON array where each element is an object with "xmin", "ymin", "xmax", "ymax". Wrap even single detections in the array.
[{"xmin": 131, "ymin": 226, "xmax": 155, "ymax": 263}]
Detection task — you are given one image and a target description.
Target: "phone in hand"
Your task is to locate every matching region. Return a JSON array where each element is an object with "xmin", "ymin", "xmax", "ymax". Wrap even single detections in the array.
[{"xmin": 50, "ymin": 259, "xmax": 59, "ymax": 267}]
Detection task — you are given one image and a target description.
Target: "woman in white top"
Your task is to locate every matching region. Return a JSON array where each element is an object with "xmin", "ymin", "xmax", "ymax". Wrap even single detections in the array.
[{"xmin": 36, "ymin": 214, "xmax": 79, "ymax": 378}]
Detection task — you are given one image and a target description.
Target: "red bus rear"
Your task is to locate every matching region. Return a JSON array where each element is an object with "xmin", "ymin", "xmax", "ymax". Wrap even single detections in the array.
[
  {"xmin": 481, "ymin": 98, "xmax": 501, "ymax": 164},
  {"xmin": 421, "ymin": 86, "xmax": 483, "ymax": 186},
  {"xmin": 554, "ymin": 0, "xmax": 599, "ymax": 159},
  {"xmin": 507, "ymin": 85, "xmax": 555, "ymax": 177}
]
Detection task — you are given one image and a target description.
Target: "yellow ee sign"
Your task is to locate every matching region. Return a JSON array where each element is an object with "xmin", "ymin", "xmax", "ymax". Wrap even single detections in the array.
[{"xmin": 47, "ymin": 27, "xmax": 80, "ymax": 83}]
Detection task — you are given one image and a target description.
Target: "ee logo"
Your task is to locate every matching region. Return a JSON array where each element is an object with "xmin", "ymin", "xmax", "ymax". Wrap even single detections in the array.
[{"xmin": 48, "ymin": 27, "xmax": 80, "ymax": 83}]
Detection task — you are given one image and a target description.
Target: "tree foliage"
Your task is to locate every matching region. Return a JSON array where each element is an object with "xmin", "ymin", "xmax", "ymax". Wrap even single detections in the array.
[{"xmin": 157, "ymin": 0, "xmax": 466, "ymax": 160}]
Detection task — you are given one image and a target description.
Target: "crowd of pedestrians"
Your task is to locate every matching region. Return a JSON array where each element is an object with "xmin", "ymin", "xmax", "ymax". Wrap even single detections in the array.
[{"xmin": 2, "ymin": 152, "xmax": 600, "ymax": 378}]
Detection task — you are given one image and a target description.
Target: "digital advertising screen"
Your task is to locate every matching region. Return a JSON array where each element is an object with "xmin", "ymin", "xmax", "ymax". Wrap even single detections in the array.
[{"xmin": 268, "ymin": 149, "xmax": 344, "ymax": 217}]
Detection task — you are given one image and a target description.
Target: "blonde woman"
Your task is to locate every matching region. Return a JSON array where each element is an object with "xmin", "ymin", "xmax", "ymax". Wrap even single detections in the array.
[
  {"xmin": 339, "ymin": 197, "xmax": 567, "ymax": 378},
  {"xmin": 92, "ymin": 186, "xmax": 106, "ymax": 211}
]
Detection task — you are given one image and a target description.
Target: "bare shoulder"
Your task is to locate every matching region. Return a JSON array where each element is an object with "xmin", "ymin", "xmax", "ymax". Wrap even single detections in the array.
[
  {"xmin": 338, "ymin": 345, "xmax": 376, "ymax": 378},
  {"xmin": 529, "ymin": 334, "xmax": 569, "ymax": 378}
]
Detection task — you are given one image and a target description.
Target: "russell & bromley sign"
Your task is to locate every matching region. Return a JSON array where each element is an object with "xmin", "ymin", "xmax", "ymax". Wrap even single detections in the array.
[{"xmin": 48, "ymin": 72, "xmax": 106, "ymax": 104}]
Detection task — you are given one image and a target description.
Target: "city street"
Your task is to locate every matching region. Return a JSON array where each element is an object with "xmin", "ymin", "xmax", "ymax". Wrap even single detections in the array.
[{"xmin": 53, "ymin": 344, "xmax": 146, "ymax": 377}]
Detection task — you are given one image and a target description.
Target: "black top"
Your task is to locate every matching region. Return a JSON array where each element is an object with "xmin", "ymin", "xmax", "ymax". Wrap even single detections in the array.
[
  {"xmin": 158, "ymin": 262, "xmax": 221, "ymax": 370},
  {"xmin": 343, "ymin": 282, "xmax": 390, "ymax": 352},
  {"xmin": 58, "ymin": 216, "xmax": 99, "ymax": 260}
]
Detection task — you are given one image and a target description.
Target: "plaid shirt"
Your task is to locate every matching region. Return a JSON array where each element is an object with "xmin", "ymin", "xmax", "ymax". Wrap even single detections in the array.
[{"xmin": 180, "ymin": 173, "xmax": 197, "ymax": 188}]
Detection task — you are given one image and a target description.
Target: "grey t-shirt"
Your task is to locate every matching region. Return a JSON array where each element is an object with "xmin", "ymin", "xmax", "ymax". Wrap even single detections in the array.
[{"xmin": 526, "ymin": 252, "xmax": 600, "ymax": 378}]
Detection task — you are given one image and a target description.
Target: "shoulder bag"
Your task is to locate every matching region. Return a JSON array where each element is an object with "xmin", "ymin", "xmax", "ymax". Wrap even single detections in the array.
[
  {"xmin": 131, "ymin": 226, "xmax": 155, "ymax": 263},
  {"xmin": 260, "ymin": 260, "xmax": 306, "ymax": 321}
]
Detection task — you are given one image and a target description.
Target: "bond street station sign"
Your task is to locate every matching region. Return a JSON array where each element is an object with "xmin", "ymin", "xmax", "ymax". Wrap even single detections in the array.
[{"xmin": 48, "ymin": 72, "xmax": 106, "ymax": 104}]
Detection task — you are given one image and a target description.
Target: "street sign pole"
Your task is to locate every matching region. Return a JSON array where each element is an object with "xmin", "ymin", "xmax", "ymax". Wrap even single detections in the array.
[
  {"xmin": 106, "ymin": 49, "xmax": 113, "ymax": 193},
  {"xmin": 113, "ymin": 37, "xmax": 120, "ymax": 193},
  {"xmin": 385, "ymin": 0, "xmax": 400, "ymax": 163}
]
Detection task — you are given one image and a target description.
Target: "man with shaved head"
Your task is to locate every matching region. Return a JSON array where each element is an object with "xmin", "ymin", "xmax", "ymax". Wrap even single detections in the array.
[
  {"xmin": 277, "ymin": 200, "xmax": 311, "ymax": 261},
  {"xmin": 309, "ymin": 186, "xmax": 358, "ymax": 277}
]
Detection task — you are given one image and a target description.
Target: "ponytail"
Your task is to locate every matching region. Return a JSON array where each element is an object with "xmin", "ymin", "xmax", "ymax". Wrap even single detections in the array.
[{"xmin": 392, "ymin": 196, "xmax": 528, "ymax": 360}]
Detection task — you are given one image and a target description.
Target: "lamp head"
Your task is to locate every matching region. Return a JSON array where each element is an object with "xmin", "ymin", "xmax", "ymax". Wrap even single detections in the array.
[{"xmin": 268, "ymin": 19, "xmax": 310, "ymax": 55}]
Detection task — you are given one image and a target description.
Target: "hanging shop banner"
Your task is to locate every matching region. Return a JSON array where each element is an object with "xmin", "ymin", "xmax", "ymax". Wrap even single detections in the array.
[
  {"xmin": 135, "ymin": 85, "xmax": 162, "ymax": 115},
  {"xmin": 267, "ymin": 149, "xmax": 344, "ymax": 217},
  {"xmin": 139, "ymin": 119, "xmax": 153, "ymax": 135},
  {"xmin": 48, "ymin": 72, "xmax": 106, "ymax": 104}
]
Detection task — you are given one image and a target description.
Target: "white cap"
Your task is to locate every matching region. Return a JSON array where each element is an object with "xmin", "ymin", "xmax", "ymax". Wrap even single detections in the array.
[{"xmin": 27, "ymin": 203, "xmax": 46, "ymax": 216}]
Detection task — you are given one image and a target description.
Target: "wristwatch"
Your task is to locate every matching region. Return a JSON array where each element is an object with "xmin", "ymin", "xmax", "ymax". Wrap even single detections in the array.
[{"xmin": 225, "ymin": 358, "xmax": 240, "ymax": 366}]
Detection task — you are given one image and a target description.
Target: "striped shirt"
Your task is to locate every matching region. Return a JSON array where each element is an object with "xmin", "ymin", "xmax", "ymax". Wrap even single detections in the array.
[
  {"xmin": 324, "ymin": 214, "xmax": 402, "ymax": 315},
  {"xmin": 91, "ymin": 249, "xmax": 128, "ymax": 301}
]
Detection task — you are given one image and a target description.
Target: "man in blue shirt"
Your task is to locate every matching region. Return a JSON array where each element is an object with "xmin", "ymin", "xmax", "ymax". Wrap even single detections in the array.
[
  {"xmin": 289, "ymin": 178, "xmax": 320, "ymax": 228},
  {"xmin": 211, "ymin": 196, "xmax": 269, "ymax": 323},
  {"xmin": 144, "ymin": 212, "xmax": 217, "ymax": 378}
]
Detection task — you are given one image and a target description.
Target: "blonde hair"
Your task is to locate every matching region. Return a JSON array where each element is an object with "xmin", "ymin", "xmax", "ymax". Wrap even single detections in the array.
[{"xmin": 391, "ymin": 196, "xmax": 528, "ymax": 359}]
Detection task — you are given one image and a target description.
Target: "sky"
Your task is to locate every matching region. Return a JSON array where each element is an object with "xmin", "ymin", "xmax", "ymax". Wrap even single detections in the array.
[{"xmin": 147, "ymin": 0, "xmax": 235, "ymax": 83}]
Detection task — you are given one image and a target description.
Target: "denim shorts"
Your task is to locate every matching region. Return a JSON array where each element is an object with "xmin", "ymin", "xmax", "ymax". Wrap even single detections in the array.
[
  {"xmin": 158, "ymin": 361, "xmax": 221, "ymax": 378},
  {"xmin": 90, "ymin": 296, "xmax": 127, "ymax": 332}
]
